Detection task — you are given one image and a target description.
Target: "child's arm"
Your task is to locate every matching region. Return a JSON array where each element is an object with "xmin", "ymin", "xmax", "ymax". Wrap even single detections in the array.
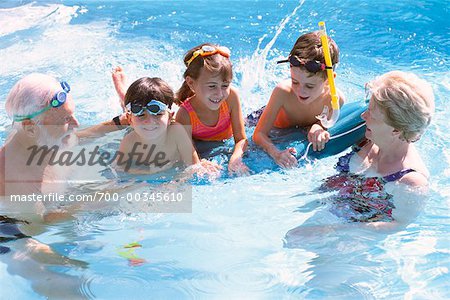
[
  {"xmin": 174, "ymin": 104, "xmax": 222, "ymax": 175},
  {"xmin": 75, "ymin": 113, "xmax": 128, "ymax": 139},
  {"xmin": 227, "ymin": 87, "xmax": 249, "ymax": 176},
  {"xmin": 175, "ymin": 106, "xmax": 205, "ymax": 162},
  {"xmin": 174, "ymin": 106, "xmax": 193, "ymax": 138},
  {"xmin": 307, "ymin": 88, "xmax": 346, "ymax": 151},
  {"xmin": 307, "ymin": 122, "xmax": 330, "ymax": 152},
  {"xmin": 171, "ymin": 123, "xmax": 222, "ymax": 178},
  {"xmin": 75, "ymin": 66, "xmax": 131, "ymax": 139},
  {"xmin": 171, "ymin": 123, "xmax": 200, "ymax": 166},
  {"xmin": 112, "ymin": 66, "xmax": 128, "ymax": 111},
  {"xmin": 253, "ymin": 83, "xmax": 298, "ymax": 168}
]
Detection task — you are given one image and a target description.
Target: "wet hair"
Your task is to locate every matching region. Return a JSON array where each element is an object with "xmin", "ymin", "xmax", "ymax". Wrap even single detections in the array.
[
  {"xmin": 289, "ymin": 31, "xmax": 339, "ymax": 79},
  {"xmin": 5, "ymin": 73, "xmax": 62, "ymax": 123},
  {"xmin": 367, "ymin": 71, "xmax": 435, "ymax": 143},
  {"xmin": 176, "ymin": 43, "xmax": 233, "ymax": 105},
  {"xmin": 124, "ymin": 77, "xmax": 174, "ymax": 109}
]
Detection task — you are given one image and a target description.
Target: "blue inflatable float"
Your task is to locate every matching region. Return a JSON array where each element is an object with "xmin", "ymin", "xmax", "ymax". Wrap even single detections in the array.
[
  {"xmin": 280, "ymin": 100, "xmax": 368, "ymax": 160},
  {"xmin": 193, "ymin": 100, "xmax": 367, "ymax": 174},
  {"xmin": 244, "ymin": 100, "xmax": 369, "ymax": 172}
]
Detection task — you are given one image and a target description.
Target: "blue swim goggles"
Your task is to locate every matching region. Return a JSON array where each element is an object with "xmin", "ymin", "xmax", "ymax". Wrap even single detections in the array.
[
  {"xmin": 126, "ymin": 100, "xmax": 168, "ymax": 117},
  {"xmin": 13, "ymin": 81, "xmax": 71, "ymax": 122}
]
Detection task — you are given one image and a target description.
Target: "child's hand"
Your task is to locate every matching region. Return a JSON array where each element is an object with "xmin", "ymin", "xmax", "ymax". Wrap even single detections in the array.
[
  {"xmin": 118, "ymin": 112, "xmax": 130, "ymax": 126},
  {"xmin": 188, "ymin": 159, "xmax": 222, "ymax": 179},
  {"xmin": 199, "ymin": 159, "xmax": 222, "ymax": 175},
  {"xmin": 274, "ymin": 148, "xmax": 297, "ymax": 169},
  {"xmin": 111, "ymin": 66, "xmax": 127, "ymax": 111},
  {"xmin": 308, "ymin": 124, "xmax": 330, "ymax": 151},
  {"xmin": 228, "ymin": 156, "xmax": 250, "ymax": 176},
  {"xmin": 183, "ymin": 159, "xmax": 222, "ymax": 180}
]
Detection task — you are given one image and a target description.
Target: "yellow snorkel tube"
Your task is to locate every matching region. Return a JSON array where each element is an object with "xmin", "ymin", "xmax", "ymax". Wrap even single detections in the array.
[{"xmin": 316, "ymin": 21, "xmax": 340, "ymax": 128}]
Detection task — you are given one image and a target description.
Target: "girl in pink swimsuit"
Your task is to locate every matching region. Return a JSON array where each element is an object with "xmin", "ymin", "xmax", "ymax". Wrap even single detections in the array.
[{"xmin": 175, "ymin": 43, "xmax": 249, "ymax": 176}]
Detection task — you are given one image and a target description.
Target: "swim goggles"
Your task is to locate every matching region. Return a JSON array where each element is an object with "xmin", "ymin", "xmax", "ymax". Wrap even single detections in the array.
[
  {"xmin": 186, "ymin": 45, "xmax": 231, "ymax": 67},
  {"xmin": 126, "ymin": 100, "xmax": 168, "ymax": 116},
  {"xmin": 277, "ymin": 56, "xmax": 331, "ymax": 73},
  {"xmin": 13, "ymin": 81, "xmax": 71, "ymax": 122}
]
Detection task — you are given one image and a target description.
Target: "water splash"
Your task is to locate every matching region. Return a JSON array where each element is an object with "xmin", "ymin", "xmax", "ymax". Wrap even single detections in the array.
[
  {"xmin": 0, "ymin": 3, "xmax": 80, "ymax": 37},
  {"xmin": 235, "ymin": 0, "xmax": 306, "ymax": 112}
]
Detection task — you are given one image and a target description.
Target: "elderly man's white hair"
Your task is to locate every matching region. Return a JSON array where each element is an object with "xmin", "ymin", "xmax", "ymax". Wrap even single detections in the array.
[{"xmin": 5, "ymin": 73, "xmax": 62, "ymax": 123}]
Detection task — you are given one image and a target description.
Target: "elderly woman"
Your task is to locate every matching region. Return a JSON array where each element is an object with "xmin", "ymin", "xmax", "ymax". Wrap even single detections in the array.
[
  {"xmin": 349, "ymin": 70, "xmax": 434, "ymax": 187},
  {"xmin": 286, "ymin": 71, "xmax": 435, "ymax": 239},
  {"xmin": 325, "ymin": 71, "xmax": 434, "ymax": 224}
]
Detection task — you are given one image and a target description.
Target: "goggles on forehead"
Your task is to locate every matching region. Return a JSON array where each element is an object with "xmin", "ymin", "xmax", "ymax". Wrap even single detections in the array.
[
  {"xmin": 13, "ymin": 81, "xmax": 71, "ymax": 122},
  {"xmin": 277, "ymin": 56, "xmax": 332, "ymax": 73},
  {"xmin": 186, "ymin": 45, "xmax": 231, "ymax": 67},
  {"xmin": 126, "ymin": 100, "xmax": 169, "ymax": 117}
]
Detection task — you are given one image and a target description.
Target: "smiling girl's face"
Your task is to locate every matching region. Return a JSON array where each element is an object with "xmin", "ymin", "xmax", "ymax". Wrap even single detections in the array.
[{"xmin": 189, "ymin": 69, "xmax": 231, "ymax": 110}]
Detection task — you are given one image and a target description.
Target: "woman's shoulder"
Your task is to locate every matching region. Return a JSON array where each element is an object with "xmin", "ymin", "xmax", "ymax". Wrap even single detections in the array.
[
  {"xmin": 399, "ymin": 146, "xmax": 430, "ymax": 187},
  {"xmin": 401, "ymin": 156, "xmax": 430, "ymax": 188},
  {"xmin": 398, "ymin": 171, "xmax": 428, "ymax": 188}
]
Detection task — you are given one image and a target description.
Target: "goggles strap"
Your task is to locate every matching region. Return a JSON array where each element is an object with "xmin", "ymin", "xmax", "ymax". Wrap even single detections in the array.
[
  {"xmin": 13, "ymin": 105, "xmax": 51, "ymax": 122},
  {"xmin": 11, "ymin": 81, "xmax": 70, "ymax": 122},
  {"xmin": 186, "ymin": 46, "xmax": 230, "ymax": 67}
]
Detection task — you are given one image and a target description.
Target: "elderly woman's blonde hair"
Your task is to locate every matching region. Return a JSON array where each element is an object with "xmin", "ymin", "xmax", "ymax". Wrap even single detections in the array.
[{"xmin": 367, "ymin": 71, "xmax": 435, "ymax": 142}]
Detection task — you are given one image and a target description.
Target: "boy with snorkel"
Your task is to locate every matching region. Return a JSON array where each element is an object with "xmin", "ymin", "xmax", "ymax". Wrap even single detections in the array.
[{"xmin": 252, "ymin": 27, "xmax": 345, "ymax": 168}]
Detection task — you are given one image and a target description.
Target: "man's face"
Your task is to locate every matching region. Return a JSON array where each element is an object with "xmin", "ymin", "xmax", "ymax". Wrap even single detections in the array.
[{"xmin": 38, "ymin": 94, "xmax": 79, "ymax": 147}]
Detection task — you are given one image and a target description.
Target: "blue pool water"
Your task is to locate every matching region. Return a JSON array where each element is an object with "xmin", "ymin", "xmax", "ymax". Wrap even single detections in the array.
[{"xmin": 1, "ymin": 0, "xmax": 449, "ymax": 298}]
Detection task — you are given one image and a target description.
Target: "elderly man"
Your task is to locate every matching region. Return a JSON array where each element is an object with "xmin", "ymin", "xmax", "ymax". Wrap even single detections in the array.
[
  {"xmin": 0, "ymin": 73, "xmax": 79, "ymax": 196},
  {"xmin": 0, "ymin": 73, "xmax": 90, "ymax": 299}
]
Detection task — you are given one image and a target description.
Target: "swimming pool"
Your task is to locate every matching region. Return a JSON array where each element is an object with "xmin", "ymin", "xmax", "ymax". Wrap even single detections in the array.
[{"xmin": 1, "ymin": 0, "xmax": 449, "ymax": 298}]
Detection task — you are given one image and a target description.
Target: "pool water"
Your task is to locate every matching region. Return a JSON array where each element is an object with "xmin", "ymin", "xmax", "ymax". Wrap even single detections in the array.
[{"xmin": 1, "ymin": 0, "xmax": 449, "ymax": 298}]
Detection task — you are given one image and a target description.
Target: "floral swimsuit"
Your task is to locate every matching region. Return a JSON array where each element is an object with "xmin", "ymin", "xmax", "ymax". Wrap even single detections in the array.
[{"xmin": 320, "ymin": 141, "xmax": 415, "ymax": 222}]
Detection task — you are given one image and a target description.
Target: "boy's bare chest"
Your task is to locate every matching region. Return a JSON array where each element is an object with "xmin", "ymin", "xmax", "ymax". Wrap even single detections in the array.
[
  {"xmin": 134, "ymin": 141, "xmax": 177, "ymax": 161},
  {"xmin": 282, "ymin": 98, "xmax": 326, "ymax": 126}
]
